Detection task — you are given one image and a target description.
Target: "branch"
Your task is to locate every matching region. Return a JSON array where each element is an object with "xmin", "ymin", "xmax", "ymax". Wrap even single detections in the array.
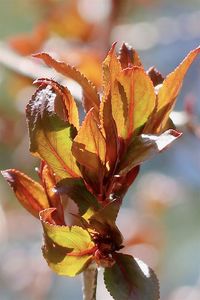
[
  {"xmin": 82, "ymin": 264, "xmax": 98, "ymax": 300},
  {"xmin": 0, "ymin": 41, "xmax": 81, "ymax": 101}
]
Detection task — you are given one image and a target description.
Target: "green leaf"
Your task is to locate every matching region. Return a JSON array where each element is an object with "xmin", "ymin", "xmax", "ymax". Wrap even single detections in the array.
[
  {"xmin": 118, "ymin": 129, "xmax": 181, "ymax": 175},
  {"xmin": 26, "ymin": 85, "xmax": 81, "ymax": 179},
  {"xmin": 40, "ymin": 208, "xmax": 94, "ymax": 276},
  {"xmin": 34, "ymin": 53, "xmax": 100, "ymax": 115},
  {"xmin": 104, "ymin": 253, "xmax": 159, "ymax": 300},
  {"xmin": 56, "ymin": 178, "xmax": 99, "ymax": 219},
  {"xmin": 1, "ymin": 169, "xmax": 49, "ymax": 218}
]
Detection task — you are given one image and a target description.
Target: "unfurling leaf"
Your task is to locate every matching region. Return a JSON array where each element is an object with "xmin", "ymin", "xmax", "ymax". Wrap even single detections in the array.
[
  {"xmin": 118, "ymin": 129, "xmax": 181, "ymax": 175},
  {"xmin": 1, "ymin": 169, "xmax": 49, "ymax": 218},
  {"xmin": 34, "ymin": 78, "xmax": 79, "ymax": 129},
  {"xmin": 40, "ymin": 208, "xmax": 94, "ymax": 276},
  {"xmin": 26, "ymin": 85, "xmax": 81, "ymax": 179},
  {"xmin": 33, "ymin": 53, "xmax": 100, "ymax": 115},
  {"xmin": 146, "ymin": 67, "xmax": 164, "ymax": 87},
  {"xmin": 118, "ymin": 43, "xmax": 143, "ymax": 69},
  {"xmin": 104, "ymin": 253, "xmax": 159, "ymax": 300}
]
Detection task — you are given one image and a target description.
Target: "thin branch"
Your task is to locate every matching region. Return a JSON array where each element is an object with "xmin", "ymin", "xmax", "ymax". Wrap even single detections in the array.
[
  {"xmin": 82, "ymin": 264, "xmax": 98, "ymax": 300},
  {"xmin": 0, "ymin": 41, "xmax": 81, "ymax": 100}
]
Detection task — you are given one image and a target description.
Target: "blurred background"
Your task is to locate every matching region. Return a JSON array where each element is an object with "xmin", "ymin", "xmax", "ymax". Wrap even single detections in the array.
[{"xmin": 0, "ymin": 0, "xmax": 200, "ymax": 299}]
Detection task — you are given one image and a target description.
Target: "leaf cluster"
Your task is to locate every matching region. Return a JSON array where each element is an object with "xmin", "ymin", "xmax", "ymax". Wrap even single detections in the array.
[{"xmin": 2, "ymin": 42, "xmax": 200, "ymax": 299}]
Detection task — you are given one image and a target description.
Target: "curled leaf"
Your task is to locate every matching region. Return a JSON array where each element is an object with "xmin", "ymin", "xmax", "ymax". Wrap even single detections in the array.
[
  {"xmin": 118, "ymin": 129, "xmax": 182, "ymax": 175},
  {"xmin": 34, "ymin": 78, "xmax": 79, "ymax": 129},
  {"xmin": 26, "ymin": 85, "xmax": 81, "ymax": 179}
]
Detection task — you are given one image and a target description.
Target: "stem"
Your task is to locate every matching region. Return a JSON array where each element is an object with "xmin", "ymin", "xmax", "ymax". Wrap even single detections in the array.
[{"xmin": 82, "ymin": 264, "xmax": 98, "ymax": 300}]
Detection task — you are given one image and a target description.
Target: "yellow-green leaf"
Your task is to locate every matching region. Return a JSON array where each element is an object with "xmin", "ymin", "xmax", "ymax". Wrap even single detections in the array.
[
  {"xmin": 42, "ymin": 240, "xmax": 92, "ymax": 277},
  {"xmin": 40, "ymin": 208, "xmax": 94, "ymax": 276},
  {"xmin": 26, "ymin": 85, "xmax": 81, "ymax": 179},
  {"xmin": 1, "ymin": 169, "xmax": 49, "ymax": 218},
  {"xmin": 40, "ymin": 209, "xmax": 92, "ymax": 249}
]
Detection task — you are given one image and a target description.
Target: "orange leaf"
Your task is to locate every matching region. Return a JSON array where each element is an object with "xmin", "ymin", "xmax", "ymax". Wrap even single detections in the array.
[
  {"xmin": 41, "ymin": 164, "xmax": 65, "ymax": 224},
  {"xmin": 72, "ymin": 109, "xmax": 106, "ymax": 171},
  {"xmin": 99, "ymin": 92, "xmax": 119, "ymax": 174},
  {"xmin": 1, "ymin": 169, "xmax": 49, "ymax": 218},
  {"xmin": 102, "ymin": 42, "xmax": 122, "ymax": 96},
  {"xmin": 72, "ymin": 109, "xmax": 106, "ymax": 196},
  {"xmin": 146, "ymin": 46, "xmax": 200, "ymax": 133},
  {"xmin": 112, "ymin": 67, "xmax": 156, "ymax": 140},
  {"xmin": 33, "ymin": 53, "xmax": 100, "ymax": 115}
]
